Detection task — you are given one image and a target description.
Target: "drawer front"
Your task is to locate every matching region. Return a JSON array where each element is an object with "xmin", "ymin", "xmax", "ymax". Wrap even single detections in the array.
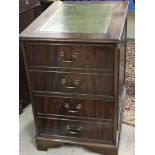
[
  {"xmin": 38, "ymin": 118, "xmax": 113, "ymax": 142},
  {"xmin": 30, "ymin": 71, "xmax": 114, "ymax": 96},
  {"xmin": 20, "ymin": 0, "xmax": 38, "ymax": 13},
  {"xmin": 25, "ymin": 44, "xmax": 113, "ymax": 70},
  {"xmin": 35, "ymin": 96, "xmax": 114, "ymax": 120}
]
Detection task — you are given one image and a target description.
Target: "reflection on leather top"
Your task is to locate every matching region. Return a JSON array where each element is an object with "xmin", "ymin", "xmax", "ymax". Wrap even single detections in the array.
[{"xmin": 39, "ymin": 4, "xmax": 115, "ymax": 34}]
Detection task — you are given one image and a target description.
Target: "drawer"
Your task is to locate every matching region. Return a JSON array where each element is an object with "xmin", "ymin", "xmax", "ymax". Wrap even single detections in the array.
[
  {"xmin": 19, "ymin": 8, "xmax": 36, "ymax": 33},
  {"xmin": 34, "ymin": 96, "xmax": 114, "ymax": 120},
  {"xmin": 25, "ymin": 44, "xmax": 113, "ymax": 70},
  {"xmin": 30, "ymin": 71, "xmax": 114, "ymax": 96},
  {"xmin": 38, "ymin": 117, "xmax": 113, "ymax": 142},
  {"xmin": 20, "ymin": 0, "xmax": 38, "ymax": 13}
]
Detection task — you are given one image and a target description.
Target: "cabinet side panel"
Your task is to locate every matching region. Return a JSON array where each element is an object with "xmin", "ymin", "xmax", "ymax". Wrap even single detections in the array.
[
  {"xmin": 113, "ymin": 44, "xmax": 119, "ymax": 144},
  {"xmin": 20, "ymin": 42, "xmax": 39, "ymax": 135},
  {"xmin": 117, "ymin": 20, "xmax": 127, "ymax": 131}
]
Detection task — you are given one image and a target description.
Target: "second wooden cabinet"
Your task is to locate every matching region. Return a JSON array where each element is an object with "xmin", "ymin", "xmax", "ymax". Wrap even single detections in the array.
[{"xmin": 19, "ymin": 0, "xmax": 40, "ymax": 113}]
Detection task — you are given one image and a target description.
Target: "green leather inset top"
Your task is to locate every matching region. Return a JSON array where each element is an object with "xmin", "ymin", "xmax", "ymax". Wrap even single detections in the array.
[{"xmin": 39, "ymin": 4, "xmax": 115, "ymax": 34}]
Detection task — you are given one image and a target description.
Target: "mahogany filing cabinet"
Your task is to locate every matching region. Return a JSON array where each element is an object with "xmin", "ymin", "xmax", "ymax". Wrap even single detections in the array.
[{"xmin": 20, "ymin": 1, "xmax": 129, "ymax": 155}]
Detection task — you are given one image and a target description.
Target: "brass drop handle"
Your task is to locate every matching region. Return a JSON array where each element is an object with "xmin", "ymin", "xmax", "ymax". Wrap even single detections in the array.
[
  {"xmin": 66, "ymin": 125, "xmax": 82, "ymax": 135},
  {"xmin": 25, "ymin": 0, "xmax": 30, "ymax": 5},
  {"xmin": 64, "ymin": 103, "xmax": 82, "ymax": 113},
  {"xmin": 62, "ymin": 78, "xmax": 80, "ymax": 89},
  {"xmin": 59, "ymin": 52, "xmax": 78, "ymax": 63}
]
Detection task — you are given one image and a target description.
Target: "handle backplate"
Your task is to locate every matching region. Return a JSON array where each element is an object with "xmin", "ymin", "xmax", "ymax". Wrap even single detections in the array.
[
  {"xmin": 64, "ymin": 102, "xmax": 82, "ymax": 113},
  {"xmin": 62, "ymin": 78, "xmax": 80, "ymax": 89},
  {"xmin": 59, "ymin": 52, "xmax": 78, "ymax": 63},
  {"xmin": 66, "ymin": 125, "xmax": 82, "ymax": 135}
]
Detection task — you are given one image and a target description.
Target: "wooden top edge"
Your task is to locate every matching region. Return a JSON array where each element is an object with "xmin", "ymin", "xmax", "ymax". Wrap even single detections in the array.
[{"xmin": 20, "ymin": 37, "xmax": 121, "ymax": 43}]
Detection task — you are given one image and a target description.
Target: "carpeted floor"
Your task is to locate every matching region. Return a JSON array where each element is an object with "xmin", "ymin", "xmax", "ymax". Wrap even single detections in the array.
[{"xmin": 123, "ymin": 40, "xmax": 135, "ymax": 126}]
